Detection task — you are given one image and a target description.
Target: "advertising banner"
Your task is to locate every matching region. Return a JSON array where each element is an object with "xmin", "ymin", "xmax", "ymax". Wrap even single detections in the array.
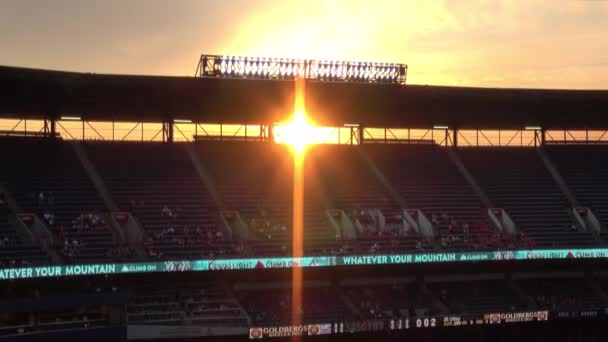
[
  {"xmin": 1, "ymin": 248, "xmax": 608, "ymax": 281},
  {"xmin": 249, "ymin": 324, "xmax": 332, "ymax": 339}
]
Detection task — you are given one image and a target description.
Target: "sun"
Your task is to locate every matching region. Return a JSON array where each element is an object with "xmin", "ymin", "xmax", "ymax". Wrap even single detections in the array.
[{"xmin": 274, "ymin": 109, "xmax": 315, "ymax": 154}]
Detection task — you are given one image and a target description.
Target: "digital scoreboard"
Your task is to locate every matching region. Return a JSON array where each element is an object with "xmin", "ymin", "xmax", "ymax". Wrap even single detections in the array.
[
  {"xmin": 245, "ymin": 309, "xmax": 608, "ymax": 339},
  {"xmin": 326, "ymin": 311, "xmax": 550, "ymax": 337}
]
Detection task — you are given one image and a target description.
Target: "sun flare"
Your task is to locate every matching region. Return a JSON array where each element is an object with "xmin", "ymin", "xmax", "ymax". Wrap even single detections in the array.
[{"xmin": 274, "ymin": 110, "xmax": 315, "ymax": 154}]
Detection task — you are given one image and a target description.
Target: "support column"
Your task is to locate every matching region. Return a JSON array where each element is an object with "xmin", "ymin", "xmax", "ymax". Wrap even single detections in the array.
[
  {"xmin": 267, "ymin": 124, "xmax": 274, "ymax": 143},
  {"xmin": 46, "ymin": 118, "xmax": 57, "ymax": 138},
  {"xmin": 162, "ymin": 121, "xmax": 174, "ymax": 143},
  {"xmin": 541, "ymin": 128, "xmax": 546, "ymax": 146},
  {"xmin": 358, "ymin": 126, "xmax": 364, "ymax": 145}
]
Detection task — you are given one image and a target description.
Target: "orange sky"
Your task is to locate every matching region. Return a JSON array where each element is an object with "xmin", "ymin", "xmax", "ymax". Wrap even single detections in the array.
[{"xmin": 1, "ymin": 0, "xmax": 607, "ymax": 89}]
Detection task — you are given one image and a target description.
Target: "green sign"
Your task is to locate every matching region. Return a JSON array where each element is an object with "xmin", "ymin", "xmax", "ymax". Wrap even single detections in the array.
[{"xmin": 1, "ymin": 248, "xmax": 606, "ymax": 281}]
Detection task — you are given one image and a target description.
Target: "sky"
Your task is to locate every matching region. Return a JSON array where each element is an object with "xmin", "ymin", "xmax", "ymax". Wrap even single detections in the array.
[{"xmin": 0, "ymin": 0, "xmax": 607, "ymax": 89}]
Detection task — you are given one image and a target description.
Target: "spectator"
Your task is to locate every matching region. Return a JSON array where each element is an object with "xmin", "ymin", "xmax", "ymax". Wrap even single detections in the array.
[
  {"xmin": 63, "ymin": 239, "xmax": 71, "ymax": 255},
  {"xmin": 431, "ymin": 214, "xmax": 440, "ymax": 226},
  {"xmin": 440, "ymin": 236, "xmax": 448, "ymax": 249},
  {"xmin": 37, "ymin": 191, "xmax": 45, "ymax": 207},
  {"xmin": 369, "ymin": 242, "xmax": 379, "ymax": 254},
  {"xmin": 43, "ymin": 212, "xmax": 55, "ymax": 226},
  {"xmin": 72, "ymin": 239, "xmax": 80, "ymax": 254},
  {"xmin": 161, "ymin": 205, "xmax": 173, "ymax": 218},
  {"xmin": 462, "ymin": 223, "xmax": 470, "ymax": 235}
]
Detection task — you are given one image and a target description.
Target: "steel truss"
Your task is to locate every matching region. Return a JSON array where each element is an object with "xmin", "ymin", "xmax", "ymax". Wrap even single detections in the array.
[
  {"xmin": 4, "ymin": 117, "xmax": 608, "ymax": 148},
  {"xmin": 195, "ymin": 54, "xmax": 407, "ymax": 85}
]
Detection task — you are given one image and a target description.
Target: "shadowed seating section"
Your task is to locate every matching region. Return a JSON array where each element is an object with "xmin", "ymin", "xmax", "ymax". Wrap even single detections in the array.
[
  {"xmin": 366, "ymin": 144, "xmax": 487, "ymax": 250},
  {"xmin": 342, "ymin": 281, "xmax": 433, "ymax": 319},
  {"xmin": 426, "ymin": 279, "xmax": 527, "ymax": 314},
  {"xmin": 517, "ymin": 277, "xmax": 603, "ymax": 311},
  {"xmin": 2, "ymin": 137, "xmax": 608, "ymax": 265},
  {"xmin": 237, "ymin": 285, "xmax": 349, "ymax": 325},
  {"xmin": 0, "ymin": 138, "xmax": 114, "ymax": 263},
  {"xmin": 367, "ymin": 144, "xmax": 485, "ymax": 225},
  {"xmin": 127, "ymin": 282, "xmax": 248, "ymax": 326},
  {"xmin": 85, "ymin": 142, "xmax": 231, "ymax": 259},
  {"xmin": 0, "ymin": 206, "xmax": 49, "ymax": 267},
  {"xmin": 192, "ymin": 142, "xmax": 294, "ymax": 255},
  {"xmin": 458, "ymin": 147, "xmax": 598, "ymax": 248},
  {"xmin": 547, "ymin": 145, "xmax": 608, "ymax": 232},
  {"xmin": 306, "ymin": 145, "xmax": 420, "ymax": 254}
]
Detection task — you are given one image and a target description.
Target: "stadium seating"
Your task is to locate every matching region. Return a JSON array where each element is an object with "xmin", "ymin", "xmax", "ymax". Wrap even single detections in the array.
[
  {"xmin": 109, "ymin": 276, "xmax": 608, "ymax": 327},
  {"xmin": 426, "ymin": 279, "xmax": 527, "ymax": 314},
  {"xmin": 128, "ymin": 282, "xmax": 248, "ymax": 326},
  {"xmin": 458, "ymin": 147, "xmax": 598, "ymax": 248},
  {"xmin": 366, "ymin": 144, "xmax": 485, "ymax": 225},
  {"xmin": 516, "ymin": 277, "xmax": 604, "ymax": 311},
  {"xmin": 236, "ymin": 284, "xmax": 350, "ymax": 325},
  {"xmin": 0, "ymin": 138, "xmax": 114, "ymax": 263},
  {"xmin": 306, "ymin": 144, "xmax": 495, "ymax": 252},
  {"xmin": 85, "ymin": 142, "xmax": 229, "ymax": 259},
  {"xmin": 366, "ymin": 144, "xmax": 488, "ymax": 250},
  {"xmin": 0, "ymin": 205, "xmax": 49, "ymax": 266},
  {"xmin": 341, "ymin": 281, "xmax": 432, "ymax": 319},
  {"xmin": 547, "ymin": 145, "xmax": 608, "ymax": 231},
  {"xmin": 192, "ymin": 142, "xmax": 295, "ymax": 254},
  {"xmin": 0, "ymin": 276, "xmax": 121, "ymax": 336},
  {"xmin": 1, "ymin": 270, "xmax": 605, "ymax": 336},
  {"xmin": 2, "ymin": 137, "xmax": 608, "ymax": 266},
  {"xmin": 305, "ymin": 145, "xmax": 417, "ymax": 254}
]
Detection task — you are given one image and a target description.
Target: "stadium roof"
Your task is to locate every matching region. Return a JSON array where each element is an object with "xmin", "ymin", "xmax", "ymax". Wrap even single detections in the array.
[{"xmin": 1, "ymin": 65, "xmax": 608, "ymax": 129}]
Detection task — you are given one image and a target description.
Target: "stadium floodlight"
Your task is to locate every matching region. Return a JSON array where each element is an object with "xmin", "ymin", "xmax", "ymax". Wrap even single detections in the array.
[
  {"xmin": 61, "ymin": 116, "xmax": 81, "ymax": 121},
  {"xmin": 195, "ymin": 54, "xmax": 408, "ymax": 85},
  {"xmin": 174, "ymin": 119, "xmax": 192, "ymax": 123},
  {"xmin": 525, "ymin": 126, "xmax": 542, "ymax": 130}
]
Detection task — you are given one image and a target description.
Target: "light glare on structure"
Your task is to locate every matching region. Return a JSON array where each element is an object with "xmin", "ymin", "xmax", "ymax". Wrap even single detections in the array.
[
  {"xmin": 61, "ymin": 116, "xmax": 81, "ymax": 121},
  {"xmin": 196, "ymin": 55, "xmax": 408, "ymax": 85}
]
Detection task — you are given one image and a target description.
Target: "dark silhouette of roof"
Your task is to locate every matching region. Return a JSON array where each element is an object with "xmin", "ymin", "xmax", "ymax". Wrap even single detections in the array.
[{"xmin": 1, "ymin": 65, "xmax": 607, "ymax": 129}]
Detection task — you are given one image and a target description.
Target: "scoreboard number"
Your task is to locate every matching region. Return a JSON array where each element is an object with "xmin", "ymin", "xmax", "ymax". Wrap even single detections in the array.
[
  {"xmin": 415, "ymin": 317, "xmax": 437, "ymax": 328},
  {"xmin": 390, "ymin": 319, "xmax": 406, "ymax": 330}
]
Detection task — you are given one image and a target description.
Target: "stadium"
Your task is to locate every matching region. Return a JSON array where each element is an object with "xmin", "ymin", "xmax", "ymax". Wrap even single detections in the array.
[{"xmin": 1, "ymin": 53, "xmax": 608, "ymax": 342}]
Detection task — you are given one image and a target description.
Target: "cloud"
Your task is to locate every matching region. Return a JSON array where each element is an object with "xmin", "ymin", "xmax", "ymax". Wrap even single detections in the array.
[{"xmin": 0, "ymin": 0, "xmax": 606, "ymax": 88}]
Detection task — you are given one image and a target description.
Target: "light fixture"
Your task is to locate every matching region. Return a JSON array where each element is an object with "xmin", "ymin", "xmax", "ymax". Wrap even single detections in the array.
[
  {"xmin": 200, "ymin": 54, "xmax": 408, "ymax": 85},
  {"xmin": 433, "ymin": 125, "xmax": 449, "ymax": 130},
  {"xmin": 174, "ymin": 119, "xmax": 192, "ymax": 123},
  {"xmin": 525, "ymin": 126, "xmax": 542, "ymax": 130},
  {"xmin": 61, "ymin": 116, "xmax": 81, "ymax": 121}
]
